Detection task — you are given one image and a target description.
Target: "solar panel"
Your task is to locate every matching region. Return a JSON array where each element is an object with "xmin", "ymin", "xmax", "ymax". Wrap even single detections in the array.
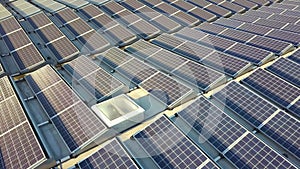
[
  {"xmin": 90, "ymin": 13, "xmax": 118, "ymax": 31},
  {"xmin": 230, "ymin": 14, "xmax": 259, "ymax": 23},
  {"xmin": 177, "ymin": 96, "xmax": 246, "ymax": 152},
  {"xmin": 245, "ymin": 10, "xmax": 271, "ymax": 19},
  {"xmin": 258, "ymin": 6, "xmax": 285, "ymax": 14},
  {"xmin": 98, "ymin": 47, "xmax": 133, "ymax": 69},
  {"xmin": 78, "ymin": 4, "xmax": 103, "ymax": 19},
  {"xmin": 0, "ymin": 17, "xmax": 21, "ymax": 36},
  {"xmin": 11, "ymin": 44, "xmax": 44, "ymax": 71},
  {"xmin": 126, "ymin": 39, "xmax": 162, "ymax": 59},
  {"xmin": 289, "ymin": 100, "xmax": 300, "ymax": 119},
  {"xmin": 231, "ymin": 0, "xmax": 258, "ymax": 9},
  {"xmin": 266, "ymin": 29, "xmax": 300, "ymax": 46},
  {"xmin": 172, "ymin": 61, "xmax": 224, "ymax": 91},
  {"xmin": 3, "ymin": 29, "xmax": 31, "ymax": 52},
  {"xmin": 266, "ymin": 58, "xmax": 300, "ymax": 88},
  {"xmin": 36, "ymin": 24, "xmax": 64, "ymax": 43},
  {"xmin": 237, "ymin": 23, "xmax": 273, "ymax": 35},
  {"xmin": 202, "ymin": 52, "xmax": 251, "ymax": 77},
  {"xmin": 133, "ymin": 116, "xmax": 219, "ymax": 169},
  {"xmin": 217, "ymin": 1, "xmax": 246, "ymax": 13},
  {"xmin": 288, "ymin": 50, "xmax": 300, "ymax": 64},
  {"xmin": 213, "ymin": 18, "xmax": 244, "ymax": 29},
  {"xmin": 77, "ymin": 30, "xmax": 110, "ymax": 52},
  {"xmin": 224, "ymin": 133, "xmax": 296, "ymax": 169},
  {"xmin": 281, "ymin": 10, "xmax": 300, "ymax": 18},
  {"xmin": 282, "ymin": 0, "xmax": 300, "ymax": 5},
  {"xmin": 260, "ymin": 111, "xmax": 300, "ymax": 159},
  {"xmin": 128, "ymin": 20, "xmax": 161, "ymax": 39},
  {"xmin": 271, "ymin": 3, "xmax": 297, "ymax": 10},
  {"xmin": 188, "ymin": 0, "xmax": 232, "ymax": 17},
  {"xmin": 281, "ymin": 24, "xmax": 300, "ymax": 35},
  {"xmin": 54, "ymin": 8, "xmax": 79, "ymax": 24},
  {"xmin": 213, "ymin": 81, "xmax": 278, "ymax": 127},
  {"xmin": 246, "ymin": 0, "xmax": 271, "ymax": 6},
  {"xmin": 47, "ymin": 37, "xmax": 79, "ymax": 62},
  {"xmin": 116, "ymin": 58, "xmax": 159, "ymax": 85},
  {"xmin": 66, "ymin": 19, "xmax": 93, "ymax": 37},
  {"xmin": 140, "ymin": 72, "xmax": 193, "ymax": 106},
  {"xmin": 0, "ymin": 122, "xmax": 46, "ymax": 169},
  {"xmin": 104, "ymin": 24, "xmax": 137, "ymax": 46},
  {"xmin": 36, "ymin": 81, "xmax": 80, "ymax": 117},
  {"xmin": 242, "ymin": 68, "xmax": 300, "ymax": 108},
  {"xmin": 27, "ymin": 12, "xmax": 52, "ymax": 29},
  {"xmin": 0, "ymin": 77, "xmax": 15, "ymax": 102},
  {"xmin": 253, "ymin": 18, "xmax": 286, "ymax": 30},
  {"xmin": 78, "ymin": 139, "xmax": 138, "ymax": 169},
  {"xmin": 196, "ymin": 23, "xmax": 228, "ymax": 35},
  {"xmin": 268, "ymin": 14, "xmax": 300, "ymax": 24}
]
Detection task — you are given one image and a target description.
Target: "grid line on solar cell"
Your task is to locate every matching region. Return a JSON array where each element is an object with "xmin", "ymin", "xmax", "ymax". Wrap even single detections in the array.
[
  {"xmin": 27, "ymin": 12, "xmax": 52, "ymax": 29},
  {"xmin": 242, "ymin": 69, "xmax": 300, "ymax": 108},
  {"xmin": 133, "ymin": 116, "xmax": 218, "ymax": 169},
  {"xmin": 260, "ymin": 111, "xmax": 300, "ymax": 159},
  {"xmin": 177, "ymin": 96, "xmax": 246, "ymax": 152},
  {"xmin": 25, "ymin": 65, "xmax": 61, "ymax": 93},
  {"xmin": 266, "ymin": 58, "xmax": 300, "ymax": 88},
  {"xmin": 288, "ymin": 50, "xmax": 300, "ymax": 64},
  {"xmin": 116, "ymin": 58, "xmax": 159, "ymax": 85},
  {"xmin": 47, "ymin": 37, "xmax": 79, "ymax": 61},
  {"xmin": 202, "ymin": 52, "xmax": 250, "ymax": 77},
  {"xmin": 172, "ymin": 61, "xmax": 224, "ymax": 91},
  {"xmin": 78, "ymin": 69, "xmax": 124, "ymax": 100},
  {"xmin": 54, "ymin": 8, "xmax": 79, "ymax": 24},
  {"xmin": 12, "ymin": 44, "xmax": 44, "ymax": 71},
  {"xmin": 225, "ymin": 133, "xmax": 296, "ymax": 169},
  {"xmin": 213, "ymin": 81, "xmax": 278, "ymax": 127},
  {"xmin": 0, "ymin": 76, "xmax": 16, "ymax": 102},
  {"xmin": 0, "ymin": 96, "xmax": 27, "ymax": 135},
  {"xmin": 78, "ymin": 139, "xmax": 138, "ymax": 169},
  {"xmin": 140, "ymin": 73, "xmax": 192, "ymax": 105},
  {"xmin": 37, "ymin": 24, "xmax": 64, "ymax": 43},
  {"xmin": 0, "ymin": 122, "xmax": 46, "ymax": 169},
  {"xmin": 99, "ymin": 47, "xmax": 133, "ymax": 69},
  {"xmin": 3, "ymin": 29, "xmax": 31, "ymax": 51},
  {"xmin": 0, "ymin": 17, "xmax": 21, "ymax": 36},
  {"xmin": 51, "ymin": 102, "xmax": 107, "ymax": 152},
  {"xmin": 36, "ymin": 81, "xmax": 80, "ymax": 118}
]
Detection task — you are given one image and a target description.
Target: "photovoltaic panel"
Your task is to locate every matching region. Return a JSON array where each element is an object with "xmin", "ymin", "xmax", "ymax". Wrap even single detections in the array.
[
  {"xmin": 288, "ymin": 50, "xmax": 300, "ymax": 64},
  {"xmin": 78, "ymin": 139, "xmax": 138, "ymax": 169},
  {"xmin": 213, "ymin": 81, "xmax": 278, "ymax": 127},
  {"xmin": 266, "ymin": 29, "xmax": 300, "ymax": 46},
  {"xmin": 224, "ymin": 133, "xmax": 297, "ymax": 169},
  {"xmin": 116, "ymin": 58, "xmax": 159, "ymax": 85},
  {"xmin": 245, "ymin": 10, "xmax": 272, "ymax": 19},
  {"xmin": 281, "ymin": 24, "xmax": 300, "ymax": 35},
  {"xmin": 288, "ymin": 100, "xmax": 300, "ymax": 119},
  {"xmin": 54, "ymin": 8, "xmax": 79, "ymax": 24},
  {"xmin": 268, "ymin": 14, "xmax": 300, "ymax": 24},
  {"xmin": 187, "ymin": 0, "xmax": 232, "ymax": 17},
  {"xmin": 260, "ymin": 111, "xmax": 300, "ymax": 159},
  {"xmin": 51, "ymin": 101, "xmax": 107, "ymax": 152},
  {"xmin": 258, "ymin": 6, "xmax": 285, "ymax": 14},
  {"xmin": 266, "ymin": 58, "xmax": 300, "ymax": 88},
  {"xmin": 213, "ymin": 18, "xmax": 244, "ymax": 29},
  {"xmin": 133, "ymin": 116, "xmax": 219, "ymax": 169},
  {"xmin": 66, "ymin": 19, "xmax": 93, "ymax": 37},
  {"xmin": 126, "ymin": 39, "xmax": 162, "ymax": 59},
  {"xmin": 196, "ymin": 34, "xmax": 236, "ymax": 52},
  {"xmin": 77, "ymin": 30, "xmax": 110, "ymax": 52},
  {"xmin": 0, "ymin": 122, "xmax": 47, "ymax": 169},
  {"xmin": 271, "ymin": 3, "xmax": 297, "ymax": 10},
  {"xmin": 237, "ymin": 23, "xmax": 273, "ymax": 35},
  {"xmin": 246, "ymin": 0, "xmax": 271, "ymax": 6},
  {"xmin": 47, "ymin": 37, "xmax": 79, "ymax": 61},
  {"xmin": 230, "ymin": 14, "xmax": 259, "ymax": 23},
  {"xmin": 3, "ymin": 29, "xmax": 31, "ymax": 51},
  {"xmin": 242, "ymin": 68, "xmax": 300, "ymax": 108},
  {"xmin": 104, "ymin": 24, "xmax": 137, "ymax": 46},
  {"xmin": 217, "ymin": 1, "xmax": 246, "ymax": 13},
  {"xmin": 98, "ymin": 47, "xmax": 133, "ymax": 69},
  {"xmin": 253, "ymin": 18, "xmax": 287, "ymax": 29},
  {"xmin": 282, "ymin": 0, "xmax": 300, "ymax": 6},
  {"xmin": 27, "ymin": 12, "xmax": 52, "ymax": 29},
  {"xmin": 11, "ymin": 44, "xmax": 45, "ymax": 71},
  {"xmin": 282, "ymin": 10, "xmax": 300, "ymax": 18},
  {"xmin": 78, "ymin": 4, "xmax": 103, "ymax": 19},
  {"xmin": 177, "ymin": 96, "xmax": 246, "ymax": 152},
  {"xmin": 140, "ymin": 72, "xmax": 193, "ymax": 106},
  {"xmin": 231, "ymin": 0, "xmax": 258, "ymax": 10},
  {"xmin": 202, "ymin": 52, "xmax": 251, "ymax": 77},
  {"xmin": 196, "ymin": 23, "xmax": 228, "ymax": 35},
  {"xmin": 172, "ymin": 61, "xmax": 224, "ymax": 91},
  {"xmin": 0, "ymin": 17, "xmax": 21, "ymax": 36},
  {"xmin": 36, "ymin": 24, "xmax": 64, "ymax": 43}
]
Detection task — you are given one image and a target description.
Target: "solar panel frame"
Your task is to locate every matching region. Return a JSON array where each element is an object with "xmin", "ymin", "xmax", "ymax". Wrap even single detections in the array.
[
  {"xmin": 133, "ymin": 115, "xmax": 219, "ymax": 169},
  {"xmin": 177, "ymin": 96, "xmax": 247, "ymax": 153},
  {"xmin": 242, "ymin": 68, "xmax": 300, "ymax": 108},
  {"xmin": 78, "ymin": 139, "xmax": 139, "ymax": 169},
  {"xmin": 266, "ymin": 58, "xmax": 300, "ymax": 88}
]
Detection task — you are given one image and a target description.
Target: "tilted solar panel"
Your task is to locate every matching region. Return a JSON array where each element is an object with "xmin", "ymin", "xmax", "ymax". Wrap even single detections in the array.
[
  {"xmin": 27, "ymin": 12, "xmax": 52, "ymax": 29},
  {"xmin": 231, "ymin": 0, "xmax": 258, "ymax": 10},
  {"xmin": 133, "ymin": 116, "xmax": 219, "ymax": 169},
  {"xmin": 36, "ymin": 24, "xmax": 64, "ymax": 43},
  {"xmin": 54, "ymin": 8, "xmax": 79, "ymax": 24},
  {"xmin": 3, "ymin": 29, "xmax": 31, "ymax": 51},
  {"xmin": 288, "ymin": 50, "xmax": 300, "ymax": 64},
  {"xmin": 77, "ymin": 30, "xmax": 111, "ymax": 52},
  {"xmin": 98, "ymin": 47, "xmax": 133, "ymax": 69},
  {"xmin": 213, "ymin": 81, "xmax": 277, "ymax": 127},
  {"xmin": 0, "ymin": 17, "xmax": 21, "ymax": 36},
  {"xmin": 140, "ymin": 72, "xmax": 193, "ymax": 106},
  {"xmin": 266, "ymin": 58, "xmax": 300, "ymax": 88},
  {"xmin": 177, "ymin": 96, "xmax": 246, "ymax": 152},
  {"xmin": 78, "ymin": 139, "xmax": 138, "ymax": 169},
  {"xmin": 213, "ymin": 18, "xmax": 244, "ymax": 29},
  {"xmin": 242, "ymin": 69, "xmax": 300, "ymax": 108},
  {"xmin": 78, "ymin": 4, "xmax": 103, "ymax": 19},
  {"xmin": 47, "ymin": 37, "xmax": 79, "ymax": 62},
  {"xmin": 288, "ymin": 100, "xmax": 300, "ymax": 119},
  {"xmin": 66, "ymin": 19, "xmax": 93, "ymax": 37}
]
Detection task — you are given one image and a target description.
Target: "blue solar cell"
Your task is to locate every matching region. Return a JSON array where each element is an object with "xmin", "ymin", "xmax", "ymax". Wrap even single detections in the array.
[
  {"xmin": 266, "ymin": 58, "xmax": 300, "ymax": 88},
  {"xmin": 288, "ymin": 100, "xmax": 300, "ymax": 119},
  {"xmin": 288, "ymin": 50, "xmax": 300, "ymax": 64},
  {"xmin": 177, "ymin": 96, "xmax": 246, "ymax": 152},
  {"xmin": 213, "ymin": 81, "xmax": 277, "ymax": 127},
  {"xmin": 242, "ymin": 69, "xmax": 300, "ymax": 108},
  {"xmin": 260, "ymin": 111, "xmax": 300, "ymax": 159}
]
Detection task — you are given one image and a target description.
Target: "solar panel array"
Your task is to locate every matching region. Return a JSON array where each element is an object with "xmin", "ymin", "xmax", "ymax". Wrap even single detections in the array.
[
  {"xmin": 133, "ymin": 115, "xmax": 219, "ymax": 169},
  {"xmin": 63, "ymin": 56, "xmax": 124, "ymax": 101},
  {"xmin": 177, "ymin": 96, "xmax": 297, "ymax": 168},
  {"xmin": 120, "ymin": 0, "xmax": 182, "ymax": 33},
  {"xmin": 0, "ymin": 16, "xmax": 45, "ymax": 72},
  {"xmin": 0, "ymin": 76, "xmax": 47, "ymax": 169},
  {"xmin": 78, "ymin": 139, "xmax": 138, "ymax": 169},
  {"xmin": 25, "ymin": 65, "xmax": 107, "ymax": 152}
]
